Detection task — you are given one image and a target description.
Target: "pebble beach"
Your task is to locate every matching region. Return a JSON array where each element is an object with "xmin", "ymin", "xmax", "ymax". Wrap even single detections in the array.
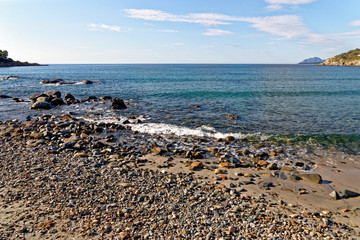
[{"xmin": 0, "ymin": 90, "xmax": 360, "ymax": 239}]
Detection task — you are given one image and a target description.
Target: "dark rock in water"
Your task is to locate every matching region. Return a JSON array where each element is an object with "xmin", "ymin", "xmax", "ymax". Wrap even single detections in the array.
[
  {"xmin": 111, "ymin": 98, "xmax": 127, "ymax": 110},
  {"xmin": 100, "ymin": 96, "xmax": 112, "ymax": 101},
  {"xmin": 341, "ymin": 190, "xmax": 360, "ymax": 199},
  {"xmin": 31, "ymin": 101, "xmax": 52, "ymax": 110},
  {"xmin": 13, "ymin": 98, "xmax": 25, "ymax": 102},
  {"xmin": 44, "ymin": 90, "xmax": 61, "ymax": 98},
  {"xmin": 40, "ymin": 78, "xmax": 63, "ymax": 84},
  {"xmin": 30, "ymin": 93, "xmax": 48, "ymax": 102},
  {"xmin": 0, "ymin": 94, "xmax": 11, "ymax": 98},
  {"xmin": 65, "ymin": 93, "xmax": 75, "ymax": 101},
  {"xmin": 329, "ymin": 191, "xmax": 340, "ymax": 200},
  {"xmin": 82, "ymin": 80, "xmax": 93, "ymax": 84},
  {"xmin": 50, "ymin": 97, "xmax": 64, "ymax": 106},
  {"xmin": 82, "ymin": 96, "xmax": 98, "ymax": 102},
  {"xmin": 267, "ymin": 162, "xmax": 278, "ymax": 170}
]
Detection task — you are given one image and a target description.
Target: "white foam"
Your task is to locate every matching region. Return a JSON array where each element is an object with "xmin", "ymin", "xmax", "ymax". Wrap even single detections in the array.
[{"xmin": 129, "ymin": 122, "xmax": 267, "ymax": 140}]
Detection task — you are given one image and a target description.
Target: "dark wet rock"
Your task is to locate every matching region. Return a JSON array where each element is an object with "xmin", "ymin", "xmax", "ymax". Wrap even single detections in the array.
[
  {"xmin": 0, "ymin": 94, "xmax": 11, "ymax": 98},
  {"xmin": 44, "ymin": 90, "xmax": 61, "ymax": 98},
  {"xmin": 341, "ymin": 190, "xmax": 360, "ymax": 199},
  {"xmin": 50, "ymin": 97, "xmax": 64, "ymax": 106},
  {"xmin": 30, "ymin": 93, "xmax": 48, "ymax": 102},
  {"xmin": 31, "ymin": 101, "xmax": 52, "ymax": 110},
  {"xmin": 40, "ymin": 78, "xmax": 64, "ymax": 84},
  {"xmin": 111, "ymin": 98, "xmax": 127, "ymax": 110}
]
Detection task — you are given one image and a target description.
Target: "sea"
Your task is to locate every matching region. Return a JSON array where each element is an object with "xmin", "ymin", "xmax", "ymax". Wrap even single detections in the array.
[{"xmin": 1, "ymin": 64, "xmax": 360, "ymax": 153}]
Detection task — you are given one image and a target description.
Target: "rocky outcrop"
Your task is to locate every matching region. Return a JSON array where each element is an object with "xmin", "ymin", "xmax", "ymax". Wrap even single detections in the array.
[
  {"xmin": 320, "ymin": 49, "xmax": 360, "ymax": 66},
  {"xmin": 0, "ymin": 61, "xmax": 42, "ymax": 67}
]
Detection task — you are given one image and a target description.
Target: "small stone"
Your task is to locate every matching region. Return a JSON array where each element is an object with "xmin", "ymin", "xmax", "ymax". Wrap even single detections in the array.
[
  {"xmin": 219, "ymin": 162, "xmax": 229, "ymax": 168},
  {"xmin": 298, "ymin": 190, "xmax": 307, "ymax": 195},
  {"xmin": 244, "ymin": 173, "xmax": 254, "ymax": 178},
  {"xmin": 269, "ymin": 151, "xmax": 277, "ymax": 156},
  {"xmin": 257, "ymin": 160, "xmax": 268, "ymax": 166},
  {"xmin": 267, "ymin": 162, "xmax": 278, "ymax": 170},
  {"xmin": 329, "ymin": 191, "xmax": 340, "ymax": 200},
  {"xmin": 280, "ymin": 166, "xmax": 295, "ymax": 172},
  {"xmin": 191, "ymin": 161, "xmax": 204, "ymax": 169},
  {"xmin": 74, "ymin": 152, "xmax": 88, "ymax": 157},
  {"xmin": 214, "ymin": 169, "xmax": 224, "ymax": 174}
]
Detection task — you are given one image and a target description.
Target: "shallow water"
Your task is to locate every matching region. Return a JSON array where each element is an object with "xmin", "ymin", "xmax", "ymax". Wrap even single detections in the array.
[{"xmin": 1, "ymin": 64, "xmax": 360, "ymax": 152}]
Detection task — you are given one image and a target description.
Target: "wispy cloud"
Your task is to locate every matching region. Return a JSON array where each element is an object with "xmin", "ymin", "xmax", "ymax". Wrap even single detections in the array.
[
  {"xmin": 124, "ymin": 9, "xmax": 360, "ymax": 48},
  {"xmin": 265, "ymin": 0, "xmax": 317, "ymax": 10},
  {"xmin": 350, "ymin": 19, "xmax": 360, "ymax": 27},
  {"xmin": 203, "ymin": 29, "xmax": 232, "ymax": 36},
  {"xmin": 88, "ymin": 23, "xmax": 128, "ymax": 32}
]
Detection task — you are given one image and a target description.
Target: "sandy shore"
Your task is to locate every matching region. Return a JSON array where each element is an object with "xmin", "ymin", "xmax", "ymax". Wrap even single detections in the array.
[{"xmin": 0, "ymin": 114, "xmax": 359, "ymax": 239}]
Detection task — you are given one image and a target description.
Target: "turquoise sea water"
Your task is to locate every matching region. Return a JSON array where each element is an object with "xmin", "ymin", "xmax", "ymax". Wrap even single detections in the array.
[{"xmin": 1, "ymin": 64, "xmax": 360, "ymax": 152}]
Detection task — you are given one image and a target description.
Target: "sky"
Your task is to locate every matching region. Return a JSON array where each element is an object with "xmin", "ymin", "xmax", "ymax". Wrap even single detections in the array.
[{"xmin": 0, "ymin": 0, "xmax": 359, "ymax": 64}]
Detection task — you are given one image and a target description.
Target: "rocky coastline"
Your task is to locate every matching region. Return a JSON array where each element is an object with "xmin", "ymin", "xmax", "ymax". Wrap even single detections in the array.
[
  {"xmin": 0, "ymin": 61, "xmax": 43, "ymax": 67},
  {"xmin": 0, "ymin": 92, "xmax": 360, "ymax": 239}
]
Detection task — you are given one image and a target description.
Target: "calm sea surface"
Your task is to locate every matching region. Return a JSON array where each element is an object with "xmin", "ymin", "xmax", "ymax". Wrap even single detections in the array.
[{"xmin": 1, "ymin": 64, "xmax": 360, "ymax": 152}]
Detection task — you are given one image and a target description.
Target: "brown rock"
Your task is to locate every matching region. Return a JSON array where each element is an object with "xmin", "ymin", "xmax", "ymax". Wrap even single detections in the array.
[
  {"xmin": 190, "ymin": 161, "xmax": 204, "ymax": 169},
  {"xmin": 219, "ymin": 162, "xmax": 229, "ymax": 168},
  {"xmin": 297, "ymin": 174, "xmax": 322, "ymax": 184}
]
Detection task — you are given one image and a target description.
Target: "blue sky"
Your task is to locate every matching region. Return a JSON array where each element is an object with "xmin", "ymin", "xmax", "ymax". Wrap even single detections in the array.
[{"xmin": 0, "ymin": 0, "xmax": 359, "ymax": 64}]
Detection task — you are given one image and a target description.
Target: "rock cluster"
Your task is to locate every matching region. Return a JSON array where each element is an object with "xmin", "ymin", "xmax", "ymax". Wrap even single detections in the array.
[
  {"xmin": 29, "ymin": 91, "xmax": 126, "ymax": 111},
  {"xmin": 40, "ymin": 79, "xmax": 94, "ymax": 85}
]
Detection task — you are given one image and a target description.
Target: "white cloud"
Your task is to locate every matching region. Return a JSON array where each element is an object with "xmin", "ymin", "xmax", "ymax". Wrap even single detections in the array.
[
  {"xmin": 244, "ymin": 15, "xmax": 310, "ymax": 39},
  {"xmin": 124, "ymin": 9, "xmax": 360, "ymax": 47},
  {"xmin": 265, "ymin": 0, "xmax": 317, "ymax": 10},
  {"xmin": 203, "ymin": 29, "xmax": 233, "ymax": 36},
  {"xmin": 350, "ymin": 19, "xmax": 360, "ymax": 27},
  {"xmin": 88, "ymin": 23, "xmax": 127, "ymax": 32}
]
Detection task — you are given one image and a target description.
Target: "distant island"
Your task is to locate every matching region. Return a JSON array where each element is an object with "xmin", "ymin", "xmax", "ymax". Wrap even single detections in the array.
[
  {"xmin": 298, "ymin": 57, "xmax": 324, "ymax": 64},
  {"xmin": 0, "ymin": 49, "xmax": 42, "ymax": 67},
  {"xmin": 320, "ymin": 48, "xmax": 360, "ymax": 66}
]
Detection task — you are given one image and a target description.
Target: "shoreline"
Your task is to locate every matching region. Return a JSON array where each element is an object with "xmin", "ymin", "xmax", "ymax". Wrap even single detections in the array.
[{"xmin": 0, "ymin": 113, "xmax": 359, "ymax": 239}]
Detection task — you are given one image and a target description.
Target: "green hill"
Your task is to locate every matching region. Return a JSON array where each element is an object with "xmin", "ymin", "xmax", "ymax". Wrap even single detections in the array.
[{"xmin": 320, "ymin": 48, "xmax": 360, "ymax": 66}]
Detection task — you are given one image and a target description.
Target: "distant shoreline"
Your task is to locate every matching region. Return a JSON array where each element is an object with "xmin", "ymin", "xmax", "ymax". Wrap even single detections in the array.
[{"xmin": 0, "ymin": 61, "xmax": 46, "ymax": 67}]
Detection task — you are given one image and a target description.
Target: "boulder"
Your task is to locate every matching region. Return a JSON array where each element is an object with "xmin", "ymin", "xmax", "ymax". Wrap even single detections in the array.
[
  {"xmin": 44, "ymin": 90, "xmax": 61, "ymax": 98},
  {"xmin": 0, "ymin": 95, "xmax": 11, "ymax": 98},
  {"xmin": 50, "ymin": 97, "xmax": 64, "ymax": 106},
  {"xmin": 31, "ymin": 101, "xmax": 52, "ymax": 110},
  {"xmin": 111, "ymin": 98, "xmax": 127, "ymax": 110},
  {"xmin": 30, "ymin": 93, "xmax": 48, "ymax": 102}
]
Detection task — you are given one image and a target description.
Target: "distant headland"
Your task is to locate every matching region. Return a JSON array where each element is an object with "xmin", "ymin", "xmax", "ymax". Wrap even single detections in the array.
[
  {"xmin": 298, "ymin": 57, "xmax": 324, "ymax": 64},
  {"xmin": 0, "ymin": 49, "xmax": 44, "ymax": 67},
  {"xmin": 320, "ymin": 48, "xmax": 360, "ymax": 66}
]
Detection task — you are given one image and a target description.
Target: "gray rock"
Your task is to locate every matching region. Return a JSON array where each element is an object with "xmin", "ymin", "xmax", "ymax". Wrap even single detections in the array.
[
  {"xmin": 31, "ymin": 101, "xmax": 52, "ymax": 110},
  {"xmin": 329, "ymin": 191, "xmax": 340, "ymax": 200},
  {"xmin": 341, "ymin": 190, "xmax": 360, "ymax": 199}
]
